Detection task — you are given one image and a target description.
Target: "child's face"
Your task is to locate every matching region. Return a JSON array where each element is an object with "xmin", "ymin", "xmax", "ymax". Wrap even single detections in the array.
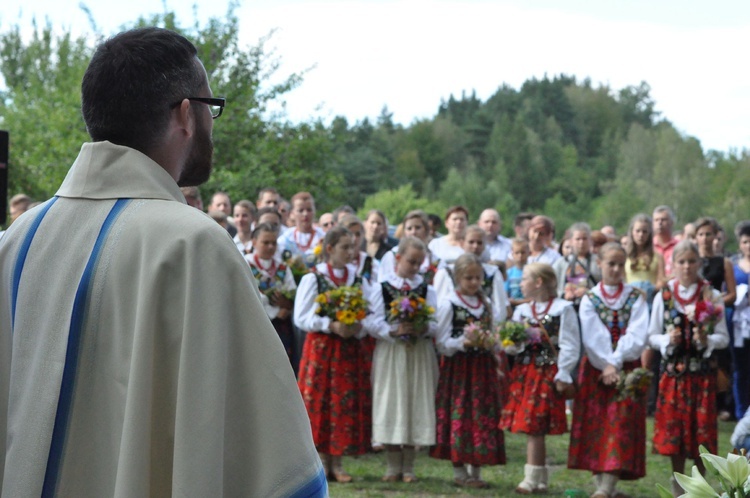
[
  {"xmin": 404, "ymin": 219, "xmax": 427, "ymax": 241},
  {"xmin": 253, "ymin": 231, "xmax": 277, "ymax": 259},
  {"xmin": 520, "ymin": 268, "xmax": 543, "ymax": 300},
  {"xmin": 396, "ymin": 247, "xmax": 425, "ymax": 279},
  {"xmin": 631, "ymin": 221, "xmax": 650, "ymax": 248},
  {"xmin": 571, "ymin": 230, "xmax": 590, "ymax": 257},
  {"xmin": 457, "ymin": 264, "xmax": 483, "ymax": 296},
  {"xmin": 462, "ymin": 232, "xmax": 485, "ymax": 256},
  {"xmin": 327, "ymin": 235, "xmax": 354, "ymax": 268},
  {"xmin": 673, "ymin": 249, "xmax": 700, "ymax": 286},
  {"xmin": 561, "ymin": 239, "xmax": 573, "ymax": 257},
  {"xmin": 600, "ymin": 249, "xmax": 626, "ymax": 286},
  {"xmin": 512, "ymin": 244, "xmax": 529, "ymax": 265},
  {"xmin": 293, "ymin": 199, "xmax": 315, "ymax": 229},
  {"xmin": 348, "ymin": 225, "xmax": 363, "ymax": 254}
]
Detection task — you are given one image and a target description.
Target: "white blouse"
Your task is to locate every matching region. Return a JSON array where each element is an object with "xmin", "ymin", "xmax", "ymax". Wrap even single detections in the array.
[
  {"xmin": 511, "ymin": 298, "xmax": 581, "ymax": 384},
  {"xmin": 435, "ymin": 292, "xmax": 487, "ymax": 357},
  {"xmin": 293, "ymin": 262, "xmax": 379, "ymax": 339},
  {"xmin": 433, "ymin": 263, "xmax": 509, "ymax": 324},
  {"xmin": 428, "ymin": 236, "xmax": 465, "ymax": 265},
  {"xmin": 648, "ymin": 279, "xmax": 729, "ymax": 357},
  {"xmin": 368, "ymin": 274, "xmax": 438, "ymax": 342},
  {"xmin": 245, "ymin": 254, "xmax": 297, "ymax": 320},
  {"xmin": 578, "ymin": 283, "xmax": 649, "ymax": 371}
]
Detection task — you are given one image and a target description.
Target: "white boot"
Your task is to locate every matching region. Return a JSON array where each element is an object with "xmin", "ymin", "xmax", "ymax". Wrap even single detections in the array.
[
  {"xmin": 591, "ymin": 473, "xmax": 618, "ymax": 498},
  {"xmin": 516, "ymin": 464, "xmax": 543, "ymax": 494},
  {"xmin": 535, "ymin": 466, "xmax": 548, "ymax": 494}
]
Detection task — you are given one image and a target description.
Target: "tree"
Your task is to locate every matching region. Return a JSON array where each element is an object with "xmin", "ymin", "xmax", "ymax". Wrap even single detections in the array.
[{"xmin": 0, "ymin": 22, "xmax": 91, "ymax": 200}]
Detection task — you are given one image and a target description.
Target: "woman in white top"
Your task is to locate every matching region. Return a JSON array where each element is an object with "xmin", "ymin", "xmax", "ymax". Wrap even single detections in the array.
[{"xmin": 428, "ymin": 205, "xmax": 468, "ymax": 265}]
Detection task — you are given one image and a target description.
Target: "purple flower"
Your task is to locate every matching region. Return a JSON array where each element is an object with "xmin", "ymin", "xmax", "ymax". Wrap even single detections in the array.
[{"xmin": 400, "ymin": 297, "xmax": 414, "ymax": 313}]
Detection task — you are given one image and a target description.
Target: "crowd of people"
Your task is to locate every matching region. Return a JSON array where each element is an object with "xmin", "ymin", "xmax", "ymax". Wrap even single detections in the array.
[{"xmin": 138, "ymin": 185, "xmax": 745, "ymax": 497}]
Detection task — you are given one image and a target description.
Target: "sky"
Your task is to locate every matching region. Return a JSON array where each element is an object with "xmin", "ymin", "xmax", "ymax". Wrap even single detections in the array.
[{"xmin": 2, "ymin": 0, "xmax": 749, "ymax": 153}]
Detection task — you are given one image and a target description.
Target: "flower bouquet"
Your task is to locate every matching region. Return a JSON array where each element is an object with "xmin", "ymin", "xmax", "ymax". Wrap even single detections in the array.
[
  {"xmin": 315, "ymin": 285, "xmax": 368, "ymax": 326},
  {"xmin": 463, "ymin": 321, "xmax": 498, "ymax": 350},
  {"xmin": 387, "ymin": 292, "xmax": 435, "ymax": 344},
  {"xmin": 498, "ymin": 320, "xmax": 543, "ymax": 355},
  {"xmin": 686, "ymin": 293, "xmax": 724, "ymax": 342},
  {"xmin": 614, "ymin": 367, "xmax": 653, "ymax": 401}
]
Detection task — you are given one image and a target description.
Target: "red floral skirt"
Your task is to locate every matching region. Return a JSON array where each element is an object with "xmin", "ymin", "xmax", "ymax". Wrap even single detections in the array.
[
  {"xmin": 297, "ymin": 331, "xmax": 372, "ymax": 455},
  {"xmin": 568, "ymin": 358, "xmax": 646, "ymax": 479},
  {"xmin": 430, "ymin": 350, "xmax": 506, "ymax": 465},
  {"xmin": 500, "ymin": 359, "xmax": 566, "ymax": 435},
  {"xmin": 653, "ymin": 370, "xmax": 717, "ymax": 458}
]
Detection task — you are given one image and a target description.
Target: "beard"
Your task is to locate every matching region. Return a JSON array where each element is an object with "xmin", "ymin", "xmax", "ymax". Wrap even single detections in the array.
[{"xmin": 178, "ymin": 117, "xmax": 213, "ymax": 187}]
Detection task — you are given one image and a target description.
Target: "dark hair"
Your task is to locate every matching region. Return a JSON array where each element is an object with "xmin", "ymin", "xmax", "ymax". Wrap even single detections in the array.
[
  {"xmin": 427, "ymin": 213, "xmax": 442, "ymax": 231},
  {"xmin": 257, "ymin": 187, "xmax": 279, "ymax": 200},
  {"xmin": 444, "ymin": 205, "xmax": 469, "ymax": 222},
  {"xmin": 235, "ymin": 200, "xmax": 257, "ymax": 218},
  {"xmin": 323, "ymin": 226, "xmax": 352, "ymax": 260},
  {"xmin": 514, "ymin": 212, "xmax": 535, "ymax": 228},
  {"xmin": 251, "ymin": 222, "xmax": 279, "ymax": 239},
  {"xmin": 735, "ymin": 221, "xmax": 750, "ymax": 240},
  {"xmin": 256, "ymin": 206, "xmax": 281, "ymax": 221},
  {"xmin": 332, "ymin": 205, "xmax": 355, "ymax": 224},
  {"xmin": 81, "ymin": 28, "xmax": 203, "ymax": 154},
  {"xmin": 694, "ymin": 216, "xmax": 719, "ymax": 235}
]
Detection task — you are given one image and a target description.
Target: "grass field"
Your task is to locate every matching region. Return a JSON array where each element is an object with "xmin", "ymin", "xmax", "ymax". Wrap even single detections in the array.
[{"xmin": 327, "ymin": 418, "xmax": 736, "ymax": 497}]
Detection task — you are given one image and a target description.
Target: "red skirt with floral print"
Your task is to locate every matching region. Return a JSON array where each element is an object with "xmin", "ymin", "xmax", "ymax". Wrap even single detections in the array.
[
  {"xmin": 297, "ymin": 331, "xmax": 372, "ymax": 455},
  {"xmin": 653, "ymin": 370, "xmax": 717, "ymax": 458},
  {"xmin": 568, "ymin": 358, "xmax": 646, "ymax": 479},
  {"xmin": 499, "ymin": 359, "xmax": 567, "ymax": 436},
  {"xmin": 430, "ymin": 350, "xmax": 506, "ymax": 465}
]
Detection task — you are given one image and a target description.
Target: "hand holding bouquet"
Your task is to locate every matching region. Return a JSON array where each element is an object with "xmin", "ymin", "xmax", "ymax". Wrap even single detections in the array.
[
  {"xmin": 388, "ymin": 292, "xmax": 435, "ymax": 344},
  {"xmin": 316, "ymin": 285, "xmax": 369, "ymax": 338},
  {"xmin": 463, "ymin": 322, "xmax": 498, "ymax": 350}
]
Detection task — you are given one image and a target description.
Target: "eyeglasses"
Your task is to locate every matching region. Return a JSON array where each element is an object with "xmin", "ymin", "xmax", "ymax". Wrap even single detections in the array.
[{"xmin": 171, "ymin": 97, "xmax": 226, "ymax": 119}]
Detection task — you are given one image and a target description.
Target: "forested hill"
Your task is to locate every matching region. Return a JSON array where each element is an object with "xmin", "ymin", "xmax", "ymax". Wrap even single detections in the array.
[
  {"xmin": 329, "ymin": 76, "xmax": 749, "ymax": 236},
  {"xmin": 2, "ymin": 10, "xmax": 748, "ymax": 236}
]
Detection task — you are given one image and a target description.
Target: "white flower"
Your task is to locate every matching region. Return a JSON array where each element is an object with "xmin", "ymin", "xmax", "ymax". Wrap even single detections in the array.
[
  {"xmin": 700, "ymin": 450, "xmax": 750, "ymax": 490},
  {"xmin": 673, "ymin": 465, "xmax": 720, "ymax": 497}
]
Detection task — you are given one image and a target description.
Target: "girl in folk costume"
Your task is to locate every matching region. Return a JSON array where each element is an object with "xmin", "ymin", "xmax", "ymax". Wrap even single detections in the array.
[
  {"xmin": 370, "ymin": 236, "xmax": 439, "ymax": 483},
  {"xmin": 431, "ymin": 253, "xmax": 506, "ymax": 489},
  {"xmin": 294, "ymin": 226, "xmax": 375, "ymax": 483},
  {"xmin": 378, "ymin": 210, "xmax": 440, "ymax": 285},
  {"xmin": 648, "ymin": 240, "xmax": 729, "ymax": 495},
  {"xmin": 553, "ymin": 222, "xmax": 601, "ymax": 310},
  {"xmin": 500, "ymin": 263, "xmax": 581, "ymax": 494},
  {"xmin": 339, "ymin": 214, "xmax": 379, "ymax": 285},
  {"xmin": 232, "ymin": 199, "xmax": 256, "ymax": 255},
  {"xmin": 433, "ymin": 225, "xmax": 510, "ymax": 324},
  {"xmin": 277, "ymin": 191, "xmax": 326, "ymax": 267},
  {"xmin": 247, "ymin": 223, "xmax": 297, "ymax": 369},
  {"xmin": 568, "ymin": 243, "xmax": 650, "ymax": 498}
]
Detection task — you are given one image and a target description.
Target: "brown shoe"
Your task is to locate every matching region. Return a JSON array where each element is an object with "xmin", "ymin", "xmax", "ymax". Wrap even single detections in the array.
[
  {"xmin": 466, "ymin": 478, "xmax": 490, "ymax": 489},
  {"xmin": 381, "ymin": 474, "xmax": 401, "ymax": 482},
  {"xmin": 329, "ymin": 470, "xmax": 352, "ymax": 483},
  {"xmin": 402, "ymin": 473, "xmax": 419, "ymax": 483}
]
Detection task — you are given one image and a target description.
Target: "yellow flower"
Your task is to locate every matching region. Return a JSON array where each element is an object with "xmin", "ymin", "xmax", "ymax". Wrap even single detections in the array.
[
  {"xmin": 313, "ymin": 243, "xmax": 323, "ymax": 257},
  {"xmin": 315, "ymin": 294, "xmax": 326, "ymax": 304},
  {"xmin": 337, "ymin": 309, "xmax": 357, "ymax": 325},
  {"xmin": 502, "ymin": 339, "xmax": 515, "ymax": 348}
]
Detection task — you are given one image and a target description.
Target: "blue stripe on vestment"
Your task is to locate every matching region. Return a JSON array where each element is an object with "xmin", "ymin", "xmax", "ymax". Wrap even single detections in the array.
[
  {"xmin": 11, "ymin": 196, "xmax": 58, "ymax": 331},
  {"xmin": 288, "ymin": 467, "xmax": 328, "ymax": 498},
  {"xmin": 41, "ymin": 198, "xmax": 130, "ymax": 498}
]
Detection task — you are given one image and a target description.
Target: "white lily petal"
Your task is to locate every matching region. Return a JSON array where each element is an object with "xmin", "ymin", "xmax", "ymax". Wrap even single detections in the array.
[
  {"xmin": 673, "ymin": 467, "xmax": 720, "ymax": 498},
  {"xmin": 701, "ymin": 452, "xmax": 732, "ymax": 482},
  {"xmin": 726, "ymin": 452, "xmax": 750, "ymax": 488}
]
